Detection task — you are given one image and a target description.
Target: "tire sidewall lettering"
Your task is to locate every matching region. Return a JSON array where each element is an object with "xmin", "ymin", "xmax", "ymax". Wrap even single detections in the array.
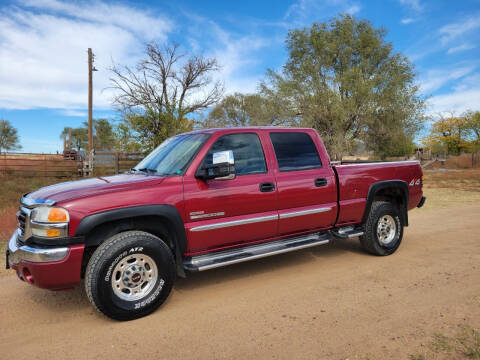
[{"xmin": 98, "ymin": 243, "xmax": 168, "ymax": 312}]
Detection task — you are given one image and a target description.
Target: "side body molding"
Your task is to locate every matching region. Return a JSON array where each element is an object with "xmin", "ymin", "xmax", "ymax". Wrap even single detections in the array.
[
  {"xmin": 362, "ymin": 180, "xmax": 410, "ymax": 227},
  {"xmin": 75, "ymin": 205, "xmax": 188, "ymax": 276}
]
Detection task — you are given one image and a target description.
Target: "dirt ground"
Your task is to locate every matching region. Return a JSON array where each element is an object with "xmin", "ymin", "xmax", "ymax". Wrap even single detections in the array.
[{"xmin": 0, "ymin": 186, "xmax": 479, "ymax": 359}]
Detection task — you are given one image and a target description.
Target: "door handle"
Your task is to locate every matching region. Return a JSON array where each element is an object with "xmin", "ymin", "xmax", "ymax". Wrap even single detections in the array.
[
  {"xmin": 315, "ymin": 178, "xmax": 327, "ymax": 187},
  {"xmin": 259, "ymin": 182, "xmax": 275, "ymax": 192}
]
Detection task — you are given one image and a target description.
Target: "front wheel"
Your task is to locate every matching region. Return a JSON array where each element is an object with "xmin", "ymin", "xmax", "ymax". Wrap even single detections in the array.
[
  {"xmin": 85, "ymin": 231, "xmax": 176, "ymax": 321},
  {"xmin": 360, "ymin": 201, "xmax": 403, "ymax": 256}
]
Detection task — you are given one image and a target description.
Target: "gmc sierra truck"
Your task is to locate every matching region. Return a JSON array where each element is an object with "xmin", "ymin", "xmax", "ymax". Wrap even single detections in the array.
[{"xmin": 6, "ymin": 127, "xmax": 426, "ymax": 320}]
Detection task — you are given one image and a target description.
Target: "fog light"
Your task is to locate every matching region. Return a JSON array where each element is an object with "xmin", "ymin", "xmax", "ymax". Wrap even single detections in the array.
[{"xmin": 22, "ymin": 267, "xmax": 34, "ymax": 284}]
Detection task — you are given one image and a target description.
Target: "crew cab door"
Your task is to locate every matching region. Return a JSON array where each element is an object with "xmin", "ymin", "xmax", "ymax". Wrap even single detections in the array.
[
  {"xmin": 268, "ymin": 131, "xmax": 337, "ymax": 235},
  {"xmin": 183, "ymin": 132, "xmax": 278, "ymax": 254}
]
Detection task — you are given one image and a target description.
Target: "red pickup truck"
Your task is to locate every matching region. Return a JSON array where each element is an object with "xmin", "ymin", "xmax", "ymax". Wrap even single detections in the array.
[{"xmin": 7, "ymin": 127, "xmax": 425, "ymax": 320}]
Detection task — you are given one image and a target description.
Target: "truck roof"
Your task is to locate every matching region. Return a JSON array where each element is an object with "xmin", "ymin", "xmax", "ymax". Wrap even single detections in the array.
[{"xmin": 187, "ymin": 126, "xmax": 315, "ymax": 135}]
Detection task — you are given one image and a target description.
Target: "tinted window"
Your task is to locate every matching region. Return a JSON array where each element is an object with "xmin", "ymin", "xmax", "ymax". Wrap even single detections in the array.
[
  {"xmin": 203, "ymin": 133, "xmax": 267, "ymax": 175},
  {"xmin": 270, "ymin": 132, "xmax": 322, "ymax": 171}
]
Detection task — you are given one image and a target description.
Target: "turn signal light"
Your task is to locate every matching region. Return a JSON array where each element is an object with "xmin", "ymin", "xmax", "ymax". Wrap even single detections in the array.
[
  {"xmin": 46, "ymin": 229, "xmax": 61, "ymax": 237},
  {"xmin": 48, "ymin": 208, "xmax": 68, "ymax": 222}
]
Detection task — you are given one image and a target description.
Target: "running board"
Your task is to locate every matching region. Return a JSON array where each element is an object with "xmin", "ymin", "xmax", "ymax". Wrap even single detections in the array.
[
  {"xmin": 331, "ymin": 226, "xmax": 364, "ymax": 239},
  {"xmin": 183, "ymin": 232, "xmax": 332, "ymax": 272}
]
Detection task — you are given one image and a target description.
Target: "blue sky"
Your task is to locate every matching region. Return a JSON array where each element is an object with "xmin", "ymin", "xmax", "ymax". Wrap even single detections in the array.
[{"xmin": 0, "ymin": 0, "xmax": 479, "ymax": 153}]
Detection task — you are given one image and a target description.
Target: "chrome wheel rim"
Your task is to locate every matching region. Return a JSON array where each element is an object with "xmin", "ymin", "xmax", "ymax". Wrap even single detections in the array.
[
  {"xmin": 111, "ymin": 253, "xmax": 158, "ymax": 301},
  {"xmin": 377, "ymin": 215, "xmax": 397, "ymax": 245}
]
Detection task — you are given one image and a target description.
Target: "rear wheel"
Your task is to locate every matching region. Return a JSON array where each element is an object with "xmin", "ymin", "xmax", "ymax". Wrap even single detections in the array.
[
  {"xmin": 85, "ymin": 230, "xmax": 175, "ymax": 321},
  {"xmin": 360, "ymin": 201, "xmax": 403, "ymax": 256}
]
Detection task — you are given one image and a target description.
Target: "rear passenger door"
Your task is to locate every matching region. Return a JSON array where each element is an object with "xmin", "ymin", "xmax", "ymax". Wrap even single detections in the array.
[
  {"xmin": 183, "ymin": 132, "xmax": 278, "ymax": 254},
  {"xmin": 269, "ymin": 131, "xmax": 337, "ymax": 235}
]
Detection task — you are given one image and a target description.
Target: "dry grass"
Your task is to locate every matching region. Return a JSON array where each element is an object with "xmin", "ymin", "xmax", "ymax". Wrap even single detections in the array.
[
  {"xmin": 0, "ymin": 176, "xmax": 72, "ymax": 242},
  {"xmin": 409, "ymin": 326, "xmax": 480, "ymax": 360},
  {"xmin": 424, "ymin": 169, "xmax": 480, "ymax": 192}
]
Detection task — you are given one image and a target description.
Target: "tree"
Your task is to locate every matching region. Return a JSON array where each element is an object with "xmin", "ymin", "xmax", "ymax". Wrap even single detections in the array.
[
  {"xmin": 117, "ymin": 110, "xmax": 193, "ymax": 153},
  {"xmin": 114, "ymin": 122, "xmax": 142, "ymax": 153},
  {"xmin": 464, "ymin": 111, "xmax": 480, "ymax": 142},
  {"xmin": 0, "ymin": 119, "xmax": 22, "ymax": 153},
  {"xmin": 94, "ymin": 119, "xmax": 115, "ymax": 151},
  {"xmin": 60, "ymin": 119, "xmax": 116, "ymax": 152},
  {"xmin": 110, "ymin": 42, "xmax": 223, "ymax": 152},
  {"xmin": 202, "ymin": 93, "xmax": 298, "ymax": 128},
  {"xmin": 422, "ymin": 112, "xmax": 480, "ymax": 155},
  {"xmin": 60, "ymin": 125, "xmax": 88, "ymax": 151},
  {"xmin": 260, "ymin": 14, "xmax": 425, "ymax": 159}
]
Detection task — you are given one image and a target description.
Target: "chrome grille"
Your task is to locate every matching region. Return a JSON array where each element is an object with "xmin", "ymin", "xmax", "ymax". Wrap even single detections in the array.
[
  {"xmin": 17, "ymin": 206, "xmax": 32, "ymax": 241},
  {"xmin": 17, "ymin": 208, "xmax": 27, "ymax": 236}
]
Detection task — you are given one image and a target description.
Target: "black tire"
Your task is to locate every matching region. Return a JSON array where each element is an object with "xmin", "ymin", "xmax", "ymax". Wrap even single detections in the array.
[
  {"xmin": 360, "ymin": 201, "xmax": 403, "ymax": 256},
  {"xmin": 85, "ymin": 230, "xmax": 175, "ymax": 321}
]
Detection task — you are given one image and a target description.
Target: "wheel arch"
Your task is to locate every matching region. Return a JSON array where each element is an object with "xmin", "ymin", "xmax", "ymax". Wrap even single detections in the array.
[
  {"xmin": 75, "ymin": 205, "xmax": 187, "ymax": 277},
  {"xmin": 362, "ymin": 180, "xmax": 409, "ymax": 227}
]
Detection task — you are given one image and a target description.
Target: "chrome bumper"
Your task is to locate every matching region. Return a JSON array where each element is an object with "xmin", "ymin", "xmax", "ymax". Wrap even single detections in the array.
[{"xmin": 7, "ymin": 230, "xmax": 69, "ymax": 266}]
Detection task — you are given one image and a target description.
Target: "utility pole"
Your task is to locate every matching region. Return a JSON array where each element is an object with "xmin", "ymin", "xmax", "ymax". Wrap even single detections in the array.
[{"xmin": 88, "ymin": 48, "xmax": 93, "ymax": 155}]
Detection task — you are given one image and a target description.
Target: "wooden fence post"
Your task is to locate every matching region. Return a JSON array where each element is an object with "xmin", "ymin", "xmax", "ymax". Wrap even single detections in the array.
[{"xmin": 115, "ymin": 152, "xmax": 119, "ymax": 174}]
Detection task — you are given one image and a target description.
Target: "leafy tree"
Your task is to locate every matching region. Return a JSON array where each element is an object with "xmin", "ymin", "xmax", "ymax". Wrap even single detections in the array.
[
  {"xmin": 203, "ymin": 93, "xmax": 298, "ymax": 128},
  {"xmin": 260, "ymin": 14, "xmax": 425, "ymax": 159},
  {"xmin": 60, "ymin": 125, "xmax": 88, "ymax": 151},
  {"xmin": 94, "ymin": 119, "xmax": 115, "ymax": 151},
  {"xmin": 116, "ymin": 109, "xmax": 194, "ymax": 154},
  {"xmin": 464, "ymin": 111, "xmax": 480, "ymax": 142},
  {"xmin": 70, "ymin": 127, "xmax": 88, "ymax": 151},
  {"xmin": 110, "ymin": 42, "xmax": 223, "ymax": 151},
  {"xmin": 60, "ymin": 119, "xmax": 116, "ymax": 152},
  {"xmin": 0, "ymin": 119, "xmax": 22, "ymax": 153},
  {"xmin": 114, "ymin": 122, "xmax": 142, "ymax": 153},
  {"xmin": 422, "ymin": 112, "xmax": 480, "ymax": 155}
]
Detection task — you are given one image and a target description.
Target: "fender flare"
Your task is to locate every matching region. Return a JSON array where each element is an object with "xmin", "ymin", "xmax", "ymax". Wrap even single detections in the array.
[
  {"xmin": 75, "ymin": 204, "xmax": 187, "ymax": 277},
  {"xmin": 362, "ymin": 180, "xmax": 409, "ymax": 226}
]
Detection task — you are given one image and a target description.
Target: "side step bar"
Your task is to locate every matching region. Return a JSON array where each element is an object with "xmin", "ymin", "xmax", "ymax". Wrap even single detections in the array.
[
  {"xmin": 183, "ymin": 232, "xmax": 332, "ymax": 272},
  {"xmin": 331, "ymin": 226, "xmax": 364, "ymax": 239}
]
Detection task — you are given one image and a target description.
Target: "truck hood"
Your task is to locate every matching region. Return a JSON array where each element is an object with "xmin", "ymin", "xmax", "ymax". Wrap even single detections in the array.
[{"xmin": 24, "ymin": 174, "xmax": 165, "ymax": 204}]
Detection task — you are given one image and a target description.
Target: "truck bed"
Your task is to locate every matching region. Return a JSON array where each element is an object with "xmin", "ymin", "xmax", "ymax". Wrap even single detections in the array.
[{"xmin": 333, "ymin": 160, "xmax": 423, "ymax": 226}]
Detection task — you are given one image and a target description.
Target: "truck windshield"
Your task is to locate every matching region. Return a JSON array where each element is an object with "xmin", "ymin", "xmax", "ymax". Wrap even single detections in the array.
[{"xmin": 132, "ymin": 133, "xmax": 210, "ymax": 176}]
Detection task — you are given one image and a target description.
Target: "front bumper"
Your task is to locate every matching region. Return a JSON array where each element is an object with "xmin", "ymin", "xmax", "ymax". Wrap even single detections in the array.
[{"xmin": 6, "ymin": 230, "xmax": 85, "ymax": 290}]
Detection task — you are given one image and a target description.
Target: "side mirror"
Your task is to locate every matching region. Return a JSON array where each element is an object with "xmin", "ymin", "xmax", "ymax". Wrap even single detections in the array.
[{"xmin": 196, "ymin": 150, "xmax": 236, "ymax": 180}]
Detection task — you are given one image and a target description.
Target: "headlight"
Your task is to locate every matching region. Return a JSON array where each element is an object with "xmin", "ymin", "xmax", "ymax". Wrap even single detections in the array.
[{"xmin": 30, "ymin": 207, "xmax": 69, "ymax": 238}]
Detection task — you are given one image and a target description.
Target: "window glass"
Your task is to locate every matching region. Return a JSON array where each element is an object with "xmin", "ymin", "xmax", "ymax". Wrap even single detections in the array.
[
  {"xmin": 203, "ymin": 133, "xmax": 267, "ymax": 175},
  {"xmin": 270, "ymin": 132, "xmax": 322, "ymax": 171},
  {"xmin": 134, "ymin": 133, "xmax": 209, "ymax": 176}
]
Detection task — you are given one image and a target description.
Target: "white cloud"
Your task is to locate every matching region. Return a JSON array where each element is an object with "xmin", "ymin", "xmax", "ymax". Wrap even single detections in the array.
[
  {"xmin": 399, "ymin": 0, "xmax": 423, "ymax": 12},
  {"xmin": 420, "ymin": 65, "xmax": 475, "ymax": 93},
  {"xmin": 428, "ymin": 73, "xmax": 480, "ymax": 114},
  {"xmin": 0, "ymin": 1, "xmax": 172, "ymax": 110},
  {"xmin": 20, "ymin": 0, "xmax": 171, "ymax": 40},
  {"xmin": 58, "ymin": 109, "xmax": 87, "ymax": 117},
  {"xmin": 439, "ymin": 16, "xmax": 480, "ymax": 45},
  {"xmin": 284, "ymin": 0, "xmax": 361, "ymax": 23},
  {"xmin": 180, "ymin": 13, "xmax": 270, "ymax": 95},
  {"xmin": 429, "ymin": 88, "xmax": 480, "ymax": 114},
  {"xmin": 401, "ymin": 18, "xmax": 415, "ymax": 24},
  {"xmin": 447, "ymin": 43, "xmax": 476, "ymax": 54},
  {"xmin": 346, "ymin": 5, "xmax": 361, "ymax": 15}
]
